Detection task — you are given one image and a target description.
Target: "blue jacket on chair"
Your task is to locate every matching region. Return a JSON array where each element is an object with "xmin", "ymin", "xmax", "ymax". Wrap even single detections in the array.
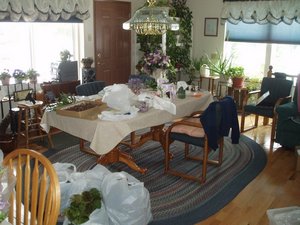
[{"xmin": 200, "ymin": 96, "xmax": 240, "ymax": 150}]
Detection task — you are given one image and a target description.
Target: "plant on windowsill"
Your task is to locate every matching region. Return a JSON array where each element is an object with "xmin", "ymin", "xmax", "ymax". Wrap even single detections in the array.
[
  {"xmin": 26, "ymin": 68, "xmax": 39, "ymax": 84},
  {"xmin": 12, "ymin": 69, "xmax": 27, "ymax": 84},
  {"xmin": 0, "ymin": 70, "xmax": 11, "ymax": 86},
  {"xmin": 60, "ymin": 49, "xmax": 72, "ymax": 62},
  {"xmin": 227, "ymin": 66, "xmax": 245, "ymax": 88}
]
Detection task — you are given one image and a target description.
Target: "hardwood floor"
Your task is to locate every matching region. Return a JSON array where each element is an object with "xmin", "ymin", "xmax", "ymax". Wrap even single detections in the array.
[
  {"xmin": 17, "ymin": 115, "xmax": 300, "ymax": 225},
  {"xmin": 197, "ymin": 116, "xmax": 300, "ymax": 225}
]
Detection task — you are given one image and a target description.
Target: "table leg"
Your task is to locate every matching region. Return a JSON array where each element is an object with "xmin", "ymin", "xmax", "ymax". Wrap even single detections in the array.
[
  {"xmin": 120, "ymin": 125, "xmax": 165, "ymax": 149},
  {"xmin": 98, "ymin": 148, "xmax": 148, "ymax": 174},
  {"xmin": 79, "ymin": 138, "xmax": 148, "ymax": 174}
]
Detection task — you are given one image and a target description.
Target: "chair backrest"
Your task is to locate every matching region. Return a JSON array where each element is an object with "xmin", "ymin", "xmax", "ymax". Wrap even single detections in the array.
[
  {"xmin": 76, "ymin": 80, "xmax": 106, "ymax": 96},
  {"xmin": 260, "ymin": 77, "xmax": 293, "ymax": 106},
  {"xmin": 3, "ymin": 149, "xmax": 60, "ymax": 225},
  {"xmin": 200, "ymin": 96, "xmax": 240, "ymax": 149}
]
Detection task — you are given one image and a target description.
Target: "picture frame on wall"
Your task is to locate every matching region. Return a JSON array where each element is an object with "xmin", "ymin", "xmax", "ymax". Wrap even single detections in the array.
[{"xmin": 204, "ymin": 18, "xmax": 219, "ymax": 37}]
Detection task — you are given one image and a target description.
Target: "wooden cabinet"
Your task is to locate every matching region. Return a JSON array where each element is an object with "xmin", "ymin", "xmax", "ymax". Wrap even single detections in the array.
[{"xmin": 40, "ymin": 80, "xmax": 80, "ymax": 103}]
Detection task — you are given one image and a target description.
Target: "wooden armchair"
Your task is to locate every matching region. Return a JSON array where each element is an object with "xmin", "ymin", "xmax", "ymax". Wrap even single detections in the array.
[
  {"xmin": 164, "ymin": 96, "xmax": 240, "ymax": 183},
  {"xmin": 3, "ymin": 149, "xmax": 60, "ymax": 225},
  {"xmin": 240, "ymin": 77, "xmax": 293, "ymax": 150}
]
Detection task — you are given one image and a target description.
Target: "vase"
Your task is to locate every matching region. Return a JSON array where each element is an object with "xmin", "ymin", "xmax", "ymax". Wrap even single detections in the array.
[
  {"xmin": 152, "ymin": 69, "xmax": 166, "ymax": 80},
  {"xmin": 1, "ymin": 77, "xmax": 10, "ymax": 86}
]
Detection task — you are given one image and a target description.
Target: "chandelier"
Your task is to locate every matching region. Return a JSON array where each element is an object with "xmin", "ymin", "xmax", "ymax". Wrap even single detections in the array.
[{"xmin": 122, "ymin": 0, "xmax": 179, "ymax": 35}]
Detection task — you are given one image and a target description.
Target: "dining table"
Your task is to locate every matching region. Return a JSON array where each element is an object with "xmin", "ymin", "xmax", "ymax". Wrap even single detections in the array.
[{"xmin": 41, "ymin": 90, "xmax": 213, "ymax": 174}]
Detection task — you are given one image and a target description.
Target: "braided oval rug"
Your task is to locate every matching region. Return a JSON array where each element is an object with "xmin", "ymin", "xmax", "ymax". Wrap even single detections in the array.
[{"xmin": 46, "ymin": 133, "xmax": 267, "ymax": 225}]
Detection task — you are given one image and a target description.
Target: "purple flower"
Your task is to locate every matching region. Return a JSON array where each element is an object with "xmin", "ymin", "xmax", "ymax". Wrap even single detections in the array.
[{"xmin": 140, "ymin": 50, "xmax": 171, "ymax": 74}]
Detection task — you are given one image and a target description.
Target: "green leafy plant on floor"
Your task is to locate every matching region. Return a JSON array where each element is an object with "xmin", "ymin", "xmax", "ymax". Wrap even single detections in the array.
[{"xmin": 63, "ymin": 188, "xmax": 102, "ymax": 225}]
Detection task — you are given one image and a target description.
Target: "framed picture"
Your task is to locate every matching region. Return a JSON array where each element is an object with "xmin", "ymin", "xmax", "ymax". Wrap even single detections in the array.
[{"xmin": 204, "ymin": 18, "xmax": 219, "ymax": 37}]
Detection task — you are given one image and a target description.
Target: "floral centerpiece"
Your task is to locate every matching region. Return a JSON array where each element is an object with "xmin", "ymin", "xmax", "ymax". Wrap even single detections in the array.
[{"xmin": 140, "ymin": 49, "xmax": 172, "ymax": 80}]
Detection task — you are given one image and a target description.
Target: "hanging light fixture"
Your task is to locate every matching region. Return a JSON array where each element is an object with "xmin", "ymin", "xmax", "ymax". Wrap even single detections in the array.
[{"xmin": 122, "ymin": 0, "xmax": 179, "ymax": 35}]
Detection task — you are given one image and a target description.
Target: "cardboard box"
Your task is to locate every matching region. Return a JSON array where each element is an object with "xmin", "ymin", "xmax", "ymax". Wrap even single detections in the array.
[{"xmin": 56, "ymin": 100, "xmax": 107, "ymax": 120}]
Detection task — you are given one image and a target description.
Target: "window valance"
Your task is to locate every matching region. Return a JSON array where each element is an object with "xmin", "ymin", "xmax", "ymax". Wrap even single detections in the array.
[
  {"xmin": 221, "ymin": 0, "xmax": 300, "ymax": 25},
  {"xmin": 0, "ymin": 0, "xmax": 90, "ymax": 22}
]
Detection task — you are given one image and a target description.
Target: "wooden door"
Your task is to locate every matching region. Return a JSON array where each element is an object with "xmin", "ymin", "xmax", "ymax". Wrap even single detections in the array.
[{"xmin": 94, "ymin": 1, "xmax": 131, "ymax": 85}]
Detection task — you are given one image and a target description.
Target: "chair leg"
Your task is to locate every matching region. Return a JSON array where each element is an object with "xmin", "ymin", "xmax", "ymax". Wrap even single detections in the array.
[
  {"xmin": 241, "ymin": 111, "xmax": 246, "ymax": 132},
  {"xmin": 165, "ymin": 135, "xmax": 171, "ymax": 172},
  {"xmin": 202, "ymin": 139, "xmax": 209, "ymax": 183},
  {"xmin": 254, "ymin": 115, "xmax": 259, "ymax": 127},
  {"xmin": 218, "ymin": 138, "xmax": 224, "ymax": 165},
  {"xmin": 270, "ymin": 115, "xmax": 277, "ymax": 151},
  {"xmin": 184, "ymin": 143, "xmax": 189, "ymax": 158}
]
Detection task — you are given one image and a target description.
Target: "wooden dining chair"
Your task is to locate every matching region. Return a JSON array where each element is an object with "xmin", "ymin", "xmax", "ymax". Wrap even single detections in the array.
[
  {"xmin": 165, "ymin": 96, "xmax": 240, "ymax": 183},
  {"xmin": 3, "ymin": 148, "xmax": 60, "ymax": 225}
]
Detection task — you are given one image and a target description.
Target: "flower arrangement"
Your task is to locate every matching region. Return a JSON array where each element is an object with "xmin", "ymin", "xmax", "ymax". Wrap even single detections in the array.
[
  {"xmin": 140, "ymin": 49, "xmax": 172, "ymax": 75},
  {"xmin": 13, "ymin": 69, "xmax": 27, "ymax": 83}
]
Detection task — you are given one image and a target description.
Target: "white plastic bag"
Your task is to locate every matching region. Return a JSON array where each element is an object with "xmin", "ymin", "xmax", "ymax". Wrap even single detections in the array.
[
  {"xmin": 63, "ymin": 201, "xmax": 109, "ymax": 225},
  {"xmin": 101, "ymin": 171, "xmax": 152, "ymax": 225},
  {"xmin": 59, "ymin": 165, "xmax": 110, "ymax": 214},
  {"xmin": 102, "ymin": 84, "xmax": 136, "ymax": 113},
  {"xmin": 53, "ymin": 162, "xmax": 76, "ymax": 183}
]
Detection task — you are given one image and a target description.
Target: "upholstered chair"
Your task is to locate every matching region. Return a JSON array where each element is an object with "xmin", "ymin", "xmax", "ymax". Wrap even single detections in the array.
[
  {"xmin": 240, "ymin": 77, "xmax": 293, "ymax": 149},
  {"xmin": 275, "ymin": 80, "xmax": 300, "ymax": 148},
  {"xmin": 75, "ymin": 80, "xmax": 106, "ymax": 96}
]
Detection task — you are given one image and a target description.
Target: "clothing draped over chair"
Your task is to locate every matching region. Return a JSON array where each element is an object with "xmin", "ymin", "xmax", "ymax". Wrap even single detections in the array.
[
  {"xmin": 200, "ymin": 96, "xmax": 240, "ymax": 150},
  {"xmin": 165, "ymin": 96, "xmax": 240, "ymax": 183}
]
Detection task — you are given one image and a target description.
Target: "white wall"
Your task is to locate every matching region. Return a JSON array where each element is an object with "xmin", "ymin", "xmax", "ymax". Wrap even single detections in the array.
[
  {"xmin": 187, "ymin": 0, "xmax": 225, "ymax": 59},
  {"xmin": 83, "ymin": 0, "xmax": 226, "ymax": 72}
]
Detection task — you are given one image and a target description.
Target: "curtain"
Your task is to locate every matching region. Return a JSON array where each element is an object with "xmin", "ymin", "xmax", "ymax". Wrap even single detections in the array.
[
  {"xmin": 221, "ymin": 0, "xmax": 300, "ymax": 25},
  {"xmin": 0, "ymin": 0, "xmax": 90, "ymax": 22}
]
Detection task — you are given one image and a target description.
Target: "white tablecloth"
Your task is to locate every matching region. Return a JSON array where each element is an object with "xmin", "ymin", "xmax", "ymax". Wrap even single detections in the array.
[{"xmin": 41, "ymin": 92, "xmax": 213, "ymax": 155}]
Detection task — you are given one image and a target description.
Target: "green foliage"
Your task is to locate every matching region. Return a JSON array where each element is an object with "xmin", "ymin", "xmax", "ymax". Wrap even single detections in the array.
[
  {"xmin": 64, "ymin": 188, "xmax": 102, "ymax": 225},
  {"xmin": 26, "ymin": 68, "xmax": 39, "ymax": 79},
  {"xmin": 12, "ymin": 69, "xmax": 27, "ymax": 81},
  {"xmin": 0, "ymin": 70, "xmax": 11, "ymax": 80},
  {"xmin": 60, "ymin": 49, "xmax": 72, "ymax": 62},
  {"xmin": 137, "ymin": 0, "xmax": 193, "ymax": 75},
  {"xmin": 206, "ymin": 51, "xmax": 233, "ymax": 79},
  {"xmin": 245, "ymin": 77, "xmax": 261, "ymax": 91},
  {"xmin": 227, "ymin": 66, "xmax": 245, "ymax": 78},
  {"xmin": 192, "ymin": 56, "xmax": 209, "ymax": 71}
]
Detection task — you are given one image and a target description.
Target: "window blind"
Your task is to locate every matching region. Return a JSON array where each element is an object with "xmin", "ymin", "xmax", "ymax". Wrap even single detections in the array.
[{"xmin": 226, "ymin": 21, "xmax": 300, "ymax": 44}]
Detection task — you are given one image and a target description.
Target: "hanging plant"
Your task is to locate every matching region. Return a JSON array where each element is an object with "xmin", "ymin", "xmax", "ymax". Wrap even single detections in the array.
[{"xmin": 136, "ymin": 0, "xmax": 193, "ymax": 76}]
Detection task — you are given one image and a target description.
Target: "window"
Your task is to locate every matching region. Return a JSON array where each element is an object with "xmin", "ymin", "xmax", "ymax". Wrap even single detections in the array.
[
  {"xmin": 0, "ymin": 22, "xmax": 83, "ymax": 83},
  {"xmin": 224, "ymin": 22, "xmax": 300, "ymax": 80}
]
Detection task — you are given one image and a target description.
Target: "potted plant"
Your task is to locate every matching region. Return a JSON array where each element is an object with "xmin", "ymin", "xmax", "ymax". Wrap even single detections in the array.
[
  {"xmin": 60, "ymin": 49, "xmax": 72, "ymax": 62},
  {"xmin": 12, "ymin": 69, "xmax": 27, "ymax": 84},
  {"xmin": 0, "ymin": 70, "xmax": 11, "ymax": 86},
  {"xmin": 206, "ymin": 51, "xmax": 233, "ymax": 81},
  {"xmin": 26, "ymin": 68, "xmax": 39, "ymax": 83},
  {"xmin": 227, "ymin": 66, "xmax": 245, "ymax": 88},
  {"xmin": 81, "ymin": 57, "xmax": 94, "ymax": 68}
]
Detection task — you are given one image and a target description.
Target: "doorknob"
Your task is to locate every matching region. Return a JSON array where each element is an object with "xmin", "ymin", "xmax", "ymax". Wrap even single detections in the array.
[{"xmin": 97, "ymin": 52, "xmax": 101, "ymax": 65}]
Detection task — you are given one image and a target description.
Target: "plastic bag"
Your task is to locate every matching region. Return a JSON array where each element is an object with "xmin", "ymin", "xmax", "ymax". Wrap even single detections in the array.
[
  {"xmin": 102, "ymin": 84, "xmax": 136, "ymax": 113},
  {"xmin": 63, "ymin": 201, "xmax": 109, "ymax": 225},
  {"xmin": 59, "ymin": 165, "xmax": 110, "ymax": 214},
  {"xmin": 53, "ymin": 162, "xmax": 76, "ymax": 183},
  {"xmin": 101, "ymin": 171, "xmax": 152, "ymax": 225}
]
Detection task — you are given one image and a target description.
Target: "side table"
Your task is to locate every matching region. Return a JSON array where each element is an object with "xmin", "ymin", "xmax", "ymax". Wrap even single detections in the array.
[{"xmin": 197, "ymin": 76, "xmax": 219, "ymax": 95}]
